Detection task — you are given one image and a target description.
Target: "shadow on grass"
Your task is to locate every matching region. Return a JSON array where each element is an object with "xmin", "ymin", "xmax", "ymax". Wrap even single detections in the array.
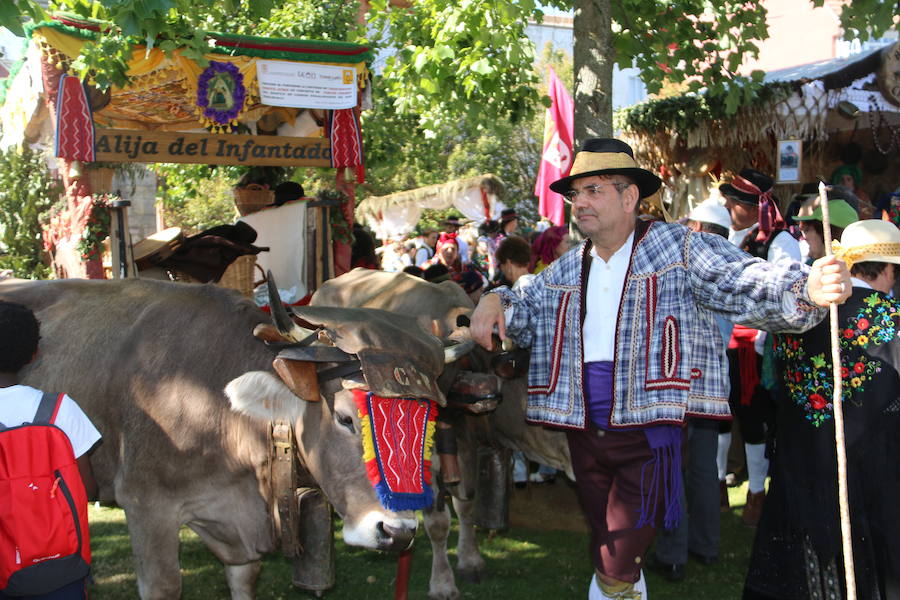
[{"xmin": 87, "ymin": 484, "xmax": 757, "ymax": 599}]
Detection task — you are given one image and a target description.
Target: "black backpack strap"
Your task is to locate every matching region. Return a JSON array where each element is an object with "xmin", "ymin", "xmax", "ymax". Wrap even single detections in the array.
[{"xmin": 33, "ymin": 391, "xmax": 62, "ymax": 425}]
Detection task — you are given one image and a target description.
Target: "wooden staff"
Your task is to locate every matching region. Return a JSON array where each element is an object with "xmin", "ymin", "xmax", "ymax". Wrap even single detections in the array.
[{"xmin": 818, "ymin": 180, "xmax": 856, "ymax": 599}]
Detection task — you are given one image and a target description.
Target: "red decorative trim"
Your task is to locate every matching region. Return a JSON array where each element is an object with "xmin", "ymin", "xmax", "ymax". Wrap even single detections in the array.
[
  {"xmin": 662, "ymin": 316, "xmax": 679, "ymax": 379},
  {"xmin": 690, "ymin": 368, "xmax": 702, "ymax": 379},
  {"xmin": 527, "ymin": 290, "xmax": 572, "ymax": 395},
  {"xmin": 49, "ymin": 393, "xmax": 64, "ymax": 424},
  {"xmin": 644, "ymin": 276, "xmax": 690, "ymax": 390}
]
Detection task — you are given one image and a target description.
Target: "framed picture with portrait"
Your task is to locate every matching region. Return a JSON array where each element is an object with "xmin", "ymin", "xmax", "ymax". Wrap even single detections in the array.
[{"xmin": 776, "ymin": 139, "xmax": 802, "ymax": 183}]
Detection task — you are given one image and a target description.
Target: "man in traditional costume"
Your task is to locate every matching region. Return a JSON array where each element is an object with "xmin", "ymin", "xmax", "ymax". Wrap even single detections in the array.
[
  {"xmin": 470, "ymin": 138, "xmax": 851, "ymax": 599},
  {"xmin": 721, "ymin": 168, "xmax": 803, "ymax": 527},
  {"xmin": 745, "ymin": 218, "xmax": 900, "ymax": 600}
]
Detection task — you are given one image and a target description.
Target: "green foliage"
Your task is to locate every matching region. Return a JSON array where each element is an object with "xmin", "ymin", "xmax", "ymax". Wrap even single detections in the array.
[
  {"xmin": 155, "ymin": 164, "xmax": 239, "ymax": 234},
  {"xmin": 813, "ymin": 0, "xmax": 899, "ymax": 43},
  {"xmin": 75, "ymin": 194, "xmax": 111, "ymax": 260},
  {"xmin": 0, "ymin": 146, "xmax": 57, "ymax": 279},
  {"xmin": 615, "ymin": 81, "xmax": 795, "ymax": 137},
  {"xmin": 366, "ymin": 0, "xmax": 546, "ymax": 130}
]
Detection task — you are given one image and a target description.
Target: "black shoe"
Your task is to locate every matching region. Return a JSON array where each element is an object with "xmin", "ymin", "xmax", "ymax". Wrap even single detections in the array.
[
  {"xmin": 645, "ymin": 554, "xmax": 685, "ymax": 582},
  {"xmin": 688, "ymin": 550, "xmax": 718, "ymax": 566}
]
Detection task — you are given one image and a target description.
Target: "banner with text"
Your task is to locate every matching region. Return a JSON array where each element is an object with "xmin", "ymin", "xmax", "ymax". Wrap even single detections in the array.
[
  {"xmin": 256, "ymin": 60, "xmax": 358, "ymax": 110},
  {"xmin": 94, "ymin": 129, "xmax": 332, "ymax": 166}
]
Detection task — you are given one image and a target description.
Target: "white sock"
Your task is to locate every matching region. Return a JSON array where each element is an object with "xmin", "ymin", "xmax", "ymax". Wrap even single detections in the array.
[
  {"xmin": 717, "ymin": 432, "xmax": 731, "ymax": 481},
  {"xmin": 745, "ymin": 442, "xmax": 768, "ymax": 494},
  {"xmin": 635, "ymin": 570, "xmax": 647, "ymax": 598}
]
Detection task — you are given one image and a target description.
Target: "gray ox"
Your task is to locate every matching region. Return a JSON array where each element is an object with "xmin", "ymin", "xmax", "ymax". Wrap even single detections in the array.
[
  {"xmin": 0, "ymin": 277, "xmax": 461, "ymax": 600},
  {"xmin": 312, "ymin": 268, "xmax": 572, "ymax": 600}
]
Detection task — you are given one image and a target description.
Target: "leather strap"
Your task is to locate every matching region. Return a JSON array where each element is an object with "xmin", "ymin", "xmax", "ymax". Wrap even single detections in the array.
[
  {"xmin": 33, "ymin": 392, "xmax": 61, "ymax": 424},
  {"xmin": 270, "ymin": 419, "xmax": 300, "ymax": 557}
]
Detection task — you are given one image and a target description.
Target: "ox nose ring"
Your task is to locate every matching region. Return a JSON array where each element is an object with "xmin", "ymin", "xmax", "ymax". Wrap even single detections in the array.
[{"xmin": 378, "ymin": 521, "xmax": 416, "ymax": 552}]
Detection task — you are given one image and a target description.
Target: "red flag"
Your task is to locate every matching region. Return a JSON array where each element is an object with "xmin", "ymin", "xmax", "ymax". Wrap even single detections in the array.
[{"xmin": 534, "ymin": 67, "xmax": 573, "ymax": 226}]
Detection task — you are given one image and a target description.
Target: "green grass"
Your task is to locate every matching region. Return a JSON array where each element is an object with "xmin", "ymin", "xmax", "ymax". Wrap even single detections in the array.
[{"xmin": 87, "ymin": 483, "xmax": 757, "ymax": 599}]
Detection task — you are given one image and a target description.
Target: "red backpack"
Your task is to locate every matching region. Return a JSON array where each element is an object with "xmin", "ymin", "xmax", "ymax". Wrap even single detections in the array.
[{"xmin": 0, "ymin": 392, "xmax": 91, "ymax": 596}]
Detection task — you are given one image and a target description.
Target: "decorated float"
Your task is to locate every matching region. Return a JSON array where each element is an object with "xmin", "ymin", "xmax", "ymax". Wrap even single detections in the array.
[{"xmin": 0, "ymin": 13, "xmax": 373, "ymax": 293}]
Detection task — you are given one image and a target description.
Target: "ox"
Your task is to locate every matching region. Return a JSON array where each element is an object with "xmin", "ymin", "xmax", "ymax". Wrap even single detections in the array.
[
  {"xmin": 312, "ymin": 268, "xmax": 572, "ymax": 600},
  {"xmin": 0, "ymin": 277, "xmax": 458, "ymax": 600}
]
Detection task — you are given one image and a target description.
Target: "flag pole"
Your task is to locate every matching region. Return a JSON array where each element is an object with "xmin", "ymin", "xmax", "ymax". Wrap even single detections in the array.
[{"xmin": 818, "ymin": 180, "xmax": 856, "ymax": 599}]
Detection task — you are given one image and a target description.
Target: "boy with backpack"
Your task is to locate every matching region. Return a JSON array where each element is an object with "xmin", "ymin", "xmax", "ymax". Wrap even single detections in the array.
[{"xmin": 0, "ymin": 301, "xmax": 101, "ymax": 599}]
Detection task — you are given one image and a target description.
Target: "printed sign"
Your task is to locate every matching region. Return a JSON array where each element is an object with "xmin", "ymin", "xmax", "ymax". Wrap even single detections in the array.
[
  {"xmin": 94, "ymin": 129, "xmax": 331, "ymax": 166},
  {"xmin": 256, "ymin": 60, "xmax": 358, "ymax": 110}
]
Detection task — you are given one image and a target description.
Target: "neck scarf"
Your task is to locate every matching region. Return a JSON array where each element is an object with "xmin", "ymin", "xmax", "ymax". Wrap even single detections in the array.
[{"xmin": 731, "ymin": 174, "xmax": 785, "ymax": 243}]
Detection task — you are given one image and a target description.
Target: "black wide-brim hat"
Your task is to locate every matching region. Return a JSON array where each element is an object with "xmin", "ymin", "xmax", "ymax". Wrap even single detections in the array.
[
  {"xmin": 549, "ymin": 138, "xmax": 662, "ymax": 200},
  {"xmin": 719, "ymin": 168, "xmax": 774, "ymax": 205}
]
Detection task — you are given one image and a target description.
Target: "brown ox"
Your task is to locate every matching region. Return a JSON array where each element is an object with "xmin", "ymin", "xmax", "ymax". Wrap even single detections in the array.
[
  {"xmin": 312, "ymin": 268, "xmax": 572, "ymax": 600},
  {"xmin": 0, "ymin": 277, "xmax": 452, "ymax": 600}
]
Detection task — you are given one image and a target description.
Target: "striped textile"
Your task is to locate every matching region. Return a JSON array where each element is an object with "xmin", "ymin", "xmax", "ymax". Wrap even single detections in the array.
[
  {"xmin": 54, "ymin": 74, "xmax": 95, "ymax": 162},
  {"xmin": 328, "ymin": 108, "xmax": 364, "ymax": 183},
  {"xmin": 492, "ymin": 220, "xmax": 826, "ymax": 430}
]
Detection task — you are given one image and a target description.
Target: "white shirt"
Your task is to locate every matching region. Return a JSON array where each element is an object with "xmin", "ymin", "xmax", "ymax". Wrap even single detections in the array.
[
  {"xmin": 583, "ymin": 232, "xmax": 635, "ymax": 362},
  {"xmin": 851, "ymin": 277, "xmax": 872, "ymax": 290},
  {"xmin": 729, "ymin": 227, "xmax": 801, "ymax": 267},
  {"xmin": 0, "ymin": 385, "xmax": 101, "ymax": 458}
]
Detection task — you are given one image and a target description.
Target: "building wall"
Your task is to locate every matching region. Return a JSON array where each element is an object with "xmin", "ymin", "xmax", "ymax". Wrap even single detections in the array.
[
  {"xmin": 526, "ymin": 15, "xmax": 648, "ymax": 111},
  {"xmin": 739, "ymin": 0, "xmax": 843, "ymax": 74}
]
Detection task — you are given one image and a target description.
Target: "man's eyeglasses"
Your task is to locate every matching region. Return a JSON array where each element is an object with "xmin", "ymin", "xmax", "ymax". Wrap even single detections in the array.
[{"xmin": 563, "ymin": 182, "xmax": 631, "ymax": 203}]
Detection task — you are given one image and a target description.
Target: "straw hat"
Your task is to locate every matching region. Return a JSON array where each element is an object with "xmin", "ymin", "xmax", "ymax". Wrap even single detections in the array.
[
  {"xmin": 688, "ymin": 200, "xmax": 731, "ymax": 230},
  {"xmin": 549, "ymin": 138, "xmax": 662, "ymax": 200},
  {"xmin": 833, "ymin": 220, "xmax": 900, "ymax": 268}
]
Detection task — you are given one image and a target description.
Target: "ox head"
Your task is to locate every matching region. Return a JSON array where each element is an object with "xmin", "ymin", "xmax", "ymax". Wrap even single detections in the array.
[{"xmin": 225, "ymin": 276, "xmax": 461, "ymax": 553}]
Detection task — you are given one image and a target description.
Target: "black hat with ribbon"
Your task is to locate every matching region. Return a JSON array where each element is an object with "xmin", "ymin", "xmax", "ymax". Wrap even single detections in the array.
[
  {"xmin": 720, "ymin": 168, "xmax": 783, "ymax": 243},
  {"xmin": 718, "ymin": 169, "xmax": 774, "ymax": 205},
  {"xmin": 500, "ymin": 208, "xmax": 518, "ymax": 223},
  {"xmin": 549, "ymin": 138, "xmax": 662, "ymax": 200}
]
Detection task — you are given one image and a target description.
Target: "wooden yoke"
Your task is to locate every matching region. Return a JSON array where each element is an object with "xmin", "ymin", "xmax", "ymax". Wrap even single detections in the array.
[{"xmin": 273, "ymin": 357, "xmax": 320, "ymax": 402}]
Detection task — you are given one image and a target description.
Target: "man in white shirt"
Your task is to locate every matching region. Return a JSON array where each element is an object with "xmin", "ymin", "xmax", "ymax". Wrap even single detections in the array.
[
  {"xmin": 470, "ymin": 140, "xmax": 850, "ymax": 600},
  {"xmin": 414, "ymin": 230, "xmax": 438, "ymax": 267}
]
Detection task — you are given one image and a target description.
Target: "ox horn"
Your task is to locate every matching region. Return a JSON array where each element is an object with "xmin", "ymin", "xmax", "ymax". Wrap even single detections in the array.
[
  {"xmin": 444, "ymin": 339, "xmax": 476, "ymax": 363},
  {"xmin": 267, "ymin": 272, "xmax": 313, "ymax": 343}
]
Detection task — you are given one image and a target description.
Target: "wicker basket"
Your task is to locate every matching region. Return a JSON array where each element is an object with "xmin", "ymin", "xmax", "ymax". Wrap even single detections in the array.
[
  {"xmin": 233, "ymin": 184, "xmax": 274, "ymax": 216},
  {"xmin": 169, "ymin": 255, "xmax": 264, "ymax": 297}
]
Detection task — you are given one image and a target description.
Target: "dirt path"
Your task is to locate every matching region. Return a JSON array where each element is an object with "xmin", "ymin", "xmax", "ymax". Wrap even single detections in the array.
[{"xmin": 508, "ymin": 477, "xmax": 588, "ymax": 533}]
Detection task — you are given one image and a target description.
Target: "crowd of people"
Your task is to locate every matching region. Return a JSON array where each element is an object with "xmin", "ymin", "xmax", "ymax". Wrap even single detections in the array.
[{"xmin": 350, "ymin": 137, "xmax": 900, "ymax": 600}]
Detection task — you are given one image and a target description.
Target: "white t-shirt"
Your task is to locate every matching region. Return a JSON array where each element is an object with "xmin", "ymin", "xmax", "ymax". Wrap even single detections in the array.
[{"xmin": 0, "ymin": 385, "xmax": 101, "ymax": 458}]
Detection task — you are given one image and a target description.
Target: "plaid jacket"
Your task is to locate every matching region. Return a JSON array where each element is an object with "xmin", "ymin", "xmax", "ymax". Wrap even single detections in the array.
[{"xmin": 492, "ymin": 220, "xmax": 825, "ymax": 430}]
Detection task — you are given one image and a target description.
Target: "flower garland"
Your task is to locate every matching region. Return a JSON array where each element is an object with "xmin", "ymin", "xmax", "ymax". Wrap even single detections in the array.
[
  {"xmin": 196, "ymin": 61, "xmax": 247, "ymax": 132},
  {"xmin": 76, "ymin": 194, "xmax": 113, "ymax": 261}
]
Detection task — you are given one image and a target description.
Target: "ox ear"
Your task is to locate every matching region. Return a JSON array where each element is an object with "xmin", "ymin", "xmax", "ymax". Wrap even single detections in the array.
[
  {"xmin": 272, "ymin": 357, "xmax": 321, "ymax": 402},
  {"xmin": 225, "ymin": 371, "xmax": 306, "ymax": 423}
]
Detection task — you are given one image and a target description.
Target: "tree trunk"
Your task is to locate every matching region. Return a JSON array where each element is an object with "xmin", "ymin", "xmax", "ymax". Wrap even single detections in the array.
[{"xmin": 573, "ymin": 0, "xmax": 614, "ymax": 145}]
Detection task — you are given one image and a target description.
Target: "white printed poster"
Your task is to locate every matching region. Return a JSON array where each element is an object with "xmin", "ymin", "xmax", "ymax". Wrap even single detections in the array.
[{"xmin": 256, "ymin": 60, "xmax": 358, "ymax": 110}]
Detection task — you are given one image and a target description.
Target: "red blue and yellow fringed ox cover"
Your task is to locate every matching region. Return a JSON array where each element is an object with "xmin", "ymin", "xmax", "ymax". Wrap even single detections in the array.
[{"xmin": 352, "ymin": 390, "xmax": 437, "ymax": 512}]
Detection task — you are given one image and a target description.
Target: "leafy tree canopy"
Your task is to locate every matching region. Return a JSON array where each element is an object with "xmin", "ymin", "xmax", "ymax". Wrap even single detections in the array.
[{"xmin": 1, "ymin": 0, "xmax": 893, "ymax": 122}]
